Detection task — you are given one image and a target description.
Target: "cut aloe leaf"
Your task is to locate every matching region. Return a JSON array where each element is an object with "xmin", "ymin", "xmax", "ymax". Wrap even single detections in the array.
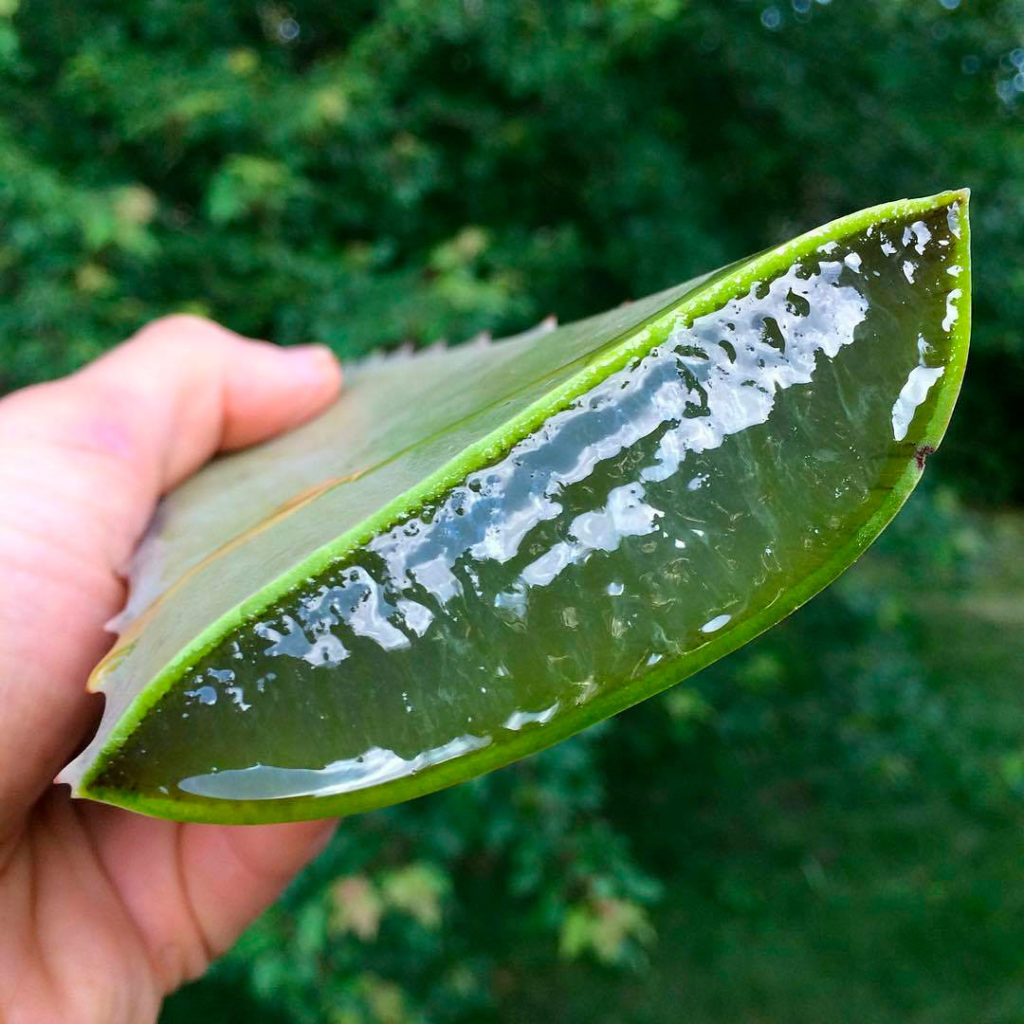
[{"xmin": 60, "ymin": 191, "xmax": 971, "ymax": 823}]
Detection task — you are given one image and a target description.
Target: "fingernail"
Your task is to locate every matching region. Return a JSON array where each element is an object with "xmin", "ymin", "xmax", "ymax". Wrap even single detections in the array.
[{"xmin": 281, "ymin": 344, "xmax": 341, "ymax": 386}]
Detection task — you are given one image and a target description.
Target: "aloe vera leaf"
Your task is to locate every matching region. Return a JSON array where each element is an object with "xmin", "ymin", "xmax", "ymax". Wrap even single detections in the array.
[{"xmin": 59, "ymin": 190, "xmax": 971, "ymax": 823}]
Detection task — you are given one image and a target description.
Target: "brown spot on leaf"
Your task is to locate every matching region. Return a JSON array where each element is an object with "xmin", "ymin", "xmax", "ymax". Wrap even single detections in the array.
[{"xmin": 914, "ymin": 445, "xmax": 936, "ymax": 470}]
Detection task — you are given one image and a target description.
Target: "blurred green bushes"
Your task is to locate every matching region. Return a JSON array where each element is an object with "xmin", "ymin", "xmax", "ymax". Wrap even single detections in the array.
[
  {"xmin": 1, "ymin": 0, "xmax": 1022, "ymax": 496},
  {"xmin": 158, "ymin": 487, "xmax": 1024, "ymax": 1023},
  {"xmin": 2, "ymin": 1, "xmax": 1022, "ymax": 1020}
]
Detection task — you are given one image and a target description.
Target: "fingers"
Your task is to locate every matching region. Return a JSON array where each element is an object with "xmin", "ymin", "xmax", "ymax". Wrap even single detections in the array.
[
  {"xmin": 84, "ymin": 804, "xmax": 336, "ymax": 994},
  {"xmin": 178, "ymin": 820, "xmax": 337, "ymax": 966},
  {"xmin": 0, "ymin": 318, "xmax": 342, "ymax": 829}
]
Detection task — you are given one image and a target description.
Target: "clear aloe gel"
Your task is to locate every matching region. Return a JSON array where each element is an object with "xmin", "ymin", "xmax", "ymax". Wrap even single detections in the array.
[{"xmin": 63, "ymin": 192, "xmax": 970, "ymax": 823}]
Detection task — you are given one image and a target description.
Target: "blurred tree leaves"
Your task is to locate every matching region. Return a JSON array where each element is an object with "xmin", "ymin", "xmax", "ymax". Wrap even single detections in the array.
[
  {"xmin": 205, "ymin": 156, "xmax": 305, "ymax": 225},
  {"xmin": 158, "ymin": 490, "xmax": 1024, "ymax": 1023},
  {"xmin": 1, "ymin": 2, "xmax": 1021, "ymax": 1020},
  {"xmin": 2, "ymin": 0, "xmax": 1021, "ymax": 496}
]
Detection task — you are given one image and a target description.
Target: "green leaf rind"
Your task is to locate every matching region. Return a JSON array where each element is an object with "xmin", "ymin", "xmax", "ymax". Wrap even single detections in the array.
[{"xmin": 63, "ymin": 190, "xmax": 971, "ymax": 821}]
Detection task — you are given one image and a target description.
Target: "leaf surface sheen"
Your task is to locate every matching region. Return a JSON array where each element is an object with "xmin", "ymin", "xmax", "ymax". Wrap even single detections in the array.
[{"xmin": 62, "ymin": 191, "xmax": 972, "ymax": 823}]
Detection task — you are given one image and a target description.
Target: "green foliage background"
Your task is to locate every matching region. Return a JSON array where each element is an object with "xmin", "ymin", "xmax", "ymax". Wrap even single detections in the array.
[{"xmin": 1, "ymin": 1, "xmax": 1022, "ymax": 1020}]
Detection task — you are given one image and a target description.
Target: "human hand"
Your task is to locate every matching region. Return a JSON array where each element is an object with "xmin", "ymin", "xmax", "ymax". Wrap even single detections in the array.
[{"xmin": 0, "ymin": 317, "xmax": 343, "ymax": 1022}]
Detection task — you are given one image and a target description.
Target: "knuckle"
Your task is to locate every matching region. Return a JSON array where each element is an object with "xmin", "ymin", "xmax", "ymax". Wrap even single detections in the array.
[{"xmin": 133, "ymin": 313, "xmax": 233, "ymax": 348}]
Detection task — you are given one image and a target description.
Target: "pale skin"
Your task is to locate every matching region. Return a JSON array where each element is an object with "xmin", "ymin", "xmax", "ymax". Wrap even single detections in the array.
[{"xmin": 0, "ymin": 317, "xmax": 343, "ymax": 1022}]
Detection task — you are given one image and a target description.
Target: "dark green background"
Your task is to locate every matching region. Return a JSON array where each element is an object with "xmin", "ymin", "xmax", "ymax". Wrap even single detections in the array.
[{"xmin": 1, "ymin": 1, "xmax": 1021, "ymax": 1020}]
